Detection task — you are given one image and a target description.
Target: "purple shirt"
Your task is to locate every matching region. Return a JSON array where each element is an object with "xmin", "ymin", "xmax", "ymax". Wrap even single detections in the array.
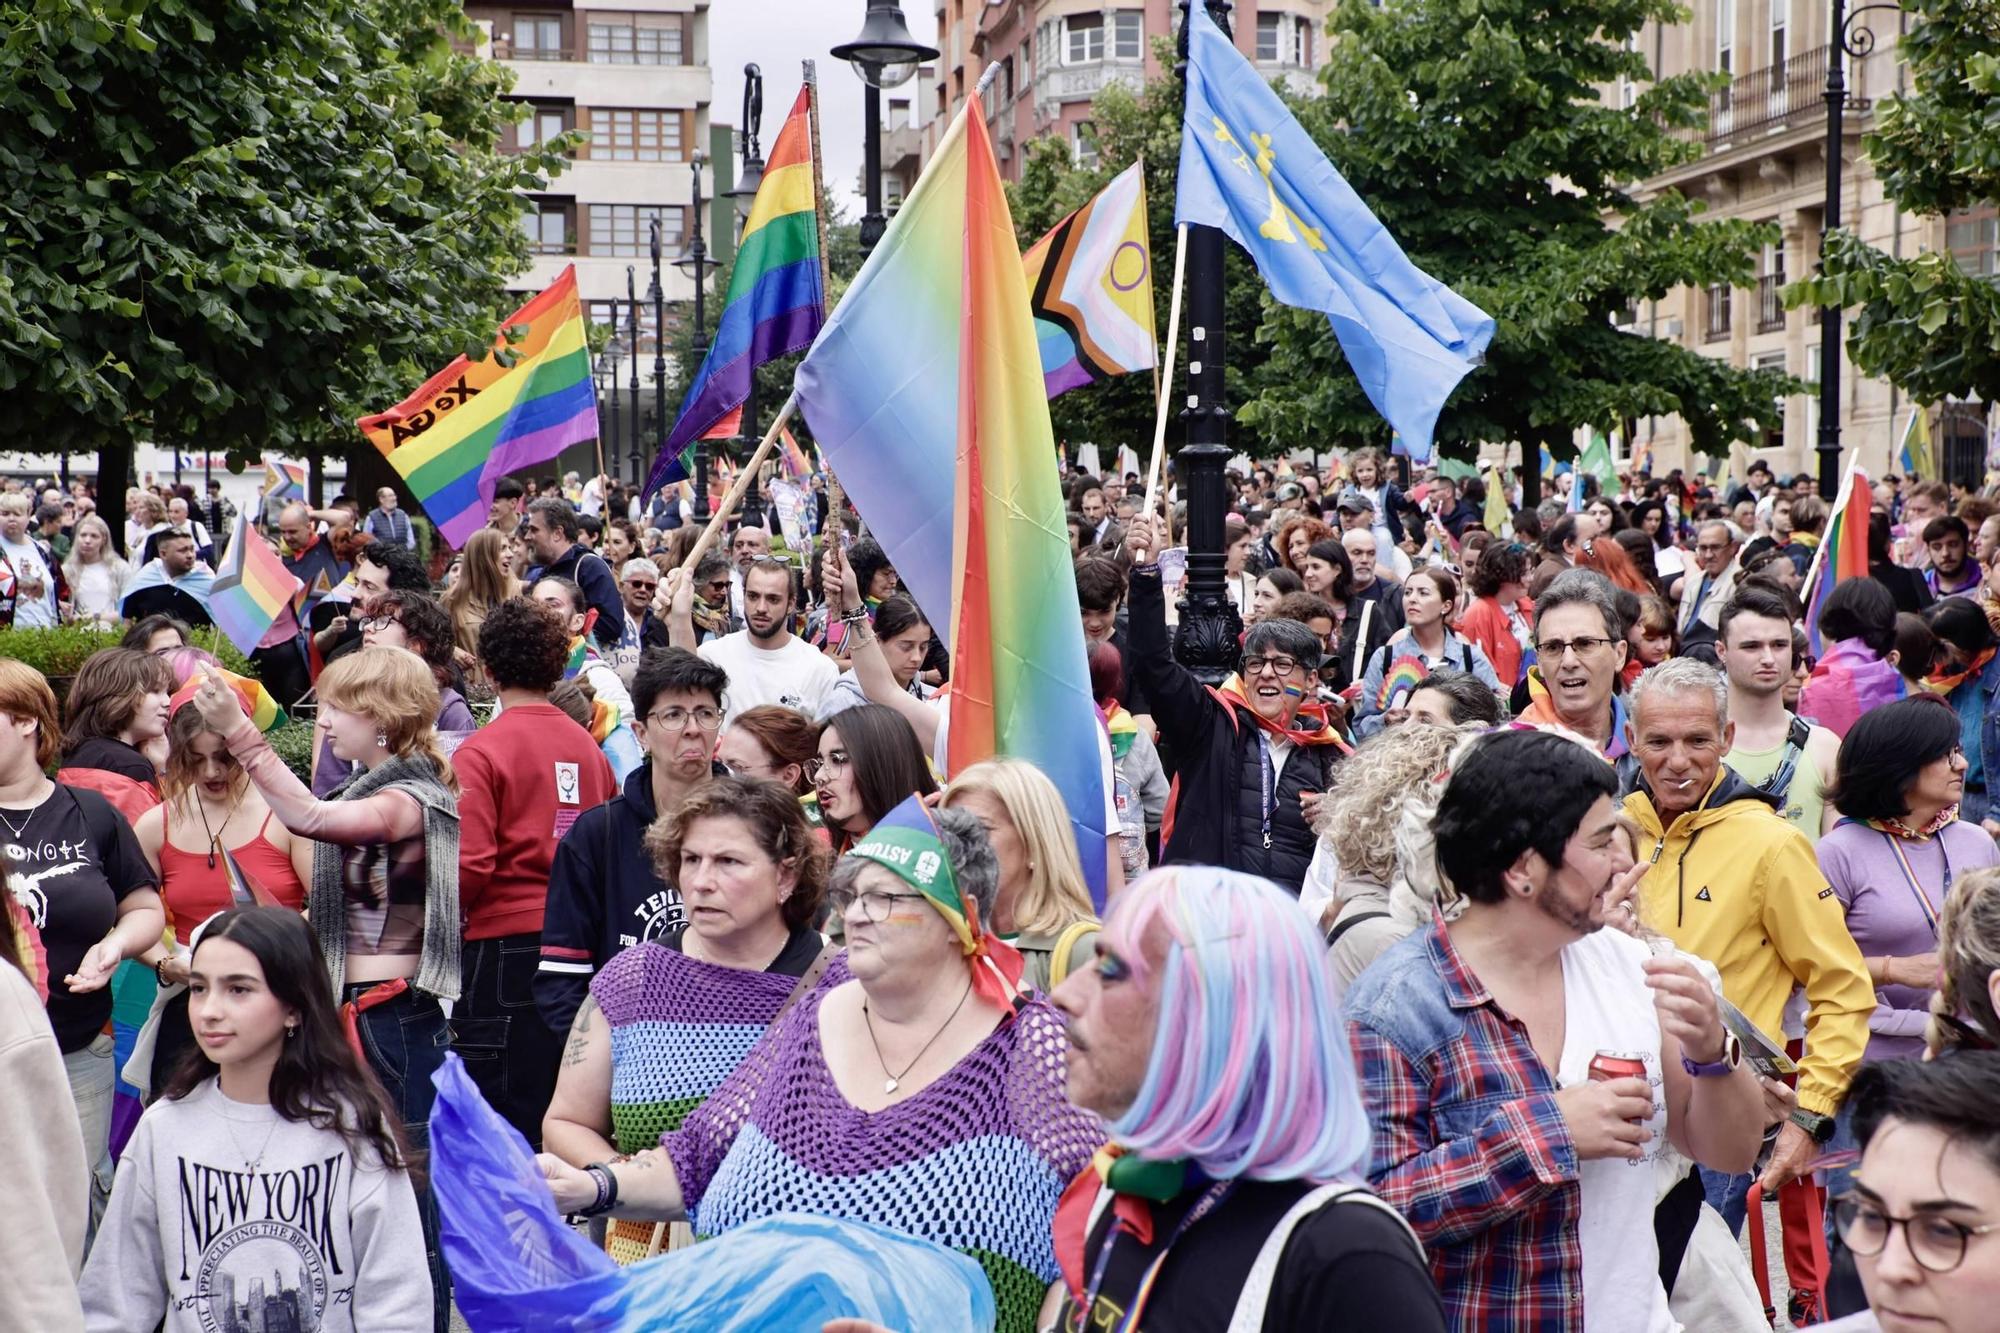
[{"xmin": 1817, "ymin": 820, "xmax": 1999, "ymax": 1062}]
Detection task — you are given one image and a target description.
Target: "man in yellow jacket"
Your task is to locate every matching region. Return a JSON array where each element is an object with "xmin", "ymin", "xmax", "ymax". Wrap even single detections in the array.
[{"xmin": 1623, "ymin": 659, "xmax": 1873, "ymax": 1199}]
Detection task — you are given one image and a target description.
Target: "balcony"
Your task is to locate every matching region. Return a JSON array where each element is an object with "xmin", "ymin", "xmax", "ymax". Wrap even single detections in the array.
[
  {"xmin": 1704, "ymin": 285, "xmax": 1733, "ymax": 343},
  {"xmin": 1676, "ymin": 46, "xmax": 1867, "ymax": 147},
  {"xmin": 1033, "ymin": 58, "xmax": 1145, "ymax": 115},
  {"xmin": 1756, "ymin": 273, "xmax": 1787, "ymax": 332}
]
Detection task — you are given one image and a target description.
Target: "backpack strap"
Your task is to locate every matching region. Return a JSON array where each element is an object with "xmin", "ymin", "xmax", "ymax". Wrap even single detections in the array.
[
  {"xmin": 770, "ymin": 942, "xmax": 838, "ymax": 1029},
  {"xmin": 1753, "ymin": 717, "xmax": 1813, "ymax": 805},
  {"xmin": 1225, "ymin": 1184, "xmax": 1425, "ymax": 1333},
  {"xmin": 1048, "ymin": 919, "xmax": 1102, "ymax": 990},
  {"xmin": 1325, "ymin": 909, "xmax": 1391, "ymax": 949}
]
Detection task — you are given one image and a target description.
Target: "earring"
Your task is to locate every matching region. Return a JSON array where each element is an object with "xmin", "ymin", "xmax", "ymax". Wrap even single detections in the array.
[
  {"xmin": 285, "ymin": 1024, "xmax": 297, "ymax": 1039},
  {"xmin": 376, "ymin": 733, "xmax": 388, "ymax": 749}
]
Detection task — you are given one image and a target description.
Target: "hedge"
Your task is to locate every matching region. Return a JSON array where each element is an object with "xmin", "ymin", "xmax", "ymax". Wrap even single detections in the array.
[{"xmin": 0, "ymin": 625, "xmax": 256, "ymax": 706}]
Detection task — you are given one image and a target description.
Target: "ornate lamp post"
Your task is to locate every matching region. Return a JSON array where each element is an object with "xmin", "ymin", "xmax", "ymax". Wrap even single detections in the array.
[
  {"xmin": 674, "ymin": 153, "xmax": 722, "ymax": 516},
  {"xmin": 1173, "ymin": 0, "xmax": 1242, "ymax": 684},
  {"xmin": 647, "ymin": 223, "xmax": 668, "ymax": 509},
  {"xmin": 834, "ymin": 0, "xmax": 938, "ymax": 256},
  {"xmin": 626, "ymin": 266, "xmax": 642, "ymax": 489}
]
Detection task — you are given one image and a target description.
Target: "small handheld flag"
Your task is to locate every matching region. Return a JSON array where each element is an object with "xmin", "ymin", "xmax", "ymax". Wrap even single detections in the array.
[{"xmin": 208, "ymin": 510, "xmax": 303, "ymax": 657}]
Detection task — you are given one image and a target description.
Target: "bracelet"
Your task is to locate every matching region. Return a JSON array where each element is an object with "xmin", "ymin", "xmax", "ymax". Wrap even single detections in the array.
[
  {"xmin": 154, "ymin": 957, "xmax": 172, "ymax": 986},
  {"xmin": 579, "ymin": 1162, "xmax": 620, "ymax": 1217},
  {"xmin": 839, "ymin": 607, "xmax": 870, "ymax": 624}
]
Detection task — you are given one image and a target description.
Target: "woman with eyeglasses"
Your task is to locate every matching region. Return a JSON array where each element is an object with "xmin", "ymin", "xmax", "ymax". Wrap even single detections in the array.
[
  {"xmin": 536, "ymin": 649, "xmax": 730, "ymax": 1040},
  {"xmin": 1800, "ymin": 1054, "xmax": 2000, "ymax": 1333},
  {"xmin": 810, "ymin": 703, "xmax": 937, "ymax": 854},
  {"xmin": 542, "ymin": 775, "xmax": 834, "ymax": 1265},
  {"xmin": 535, "ymin": 795, "xmax": 1103, "ymax": 1333},
  {"xmin": 715, "ymin": 704, "xmax": 818, "ymax": 796}
]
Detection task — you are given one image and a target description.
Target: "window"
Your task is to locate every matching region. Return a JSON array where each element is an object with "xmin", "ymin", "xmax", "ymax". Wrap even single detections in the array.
[
  {"xmin": 522, "ymin": 200, "xmax": 572, "ymax": 254},
  {"xmin": 1291, "ymin": 15, "xmax": 1310, "ymax": 66},
  {"xmin": 588, "ymin": 108, "xmax": 684, "ymax": 162},
  {"xmin": 999, "ymin": 55, "xmax": 1014, "ymax": 102},
  {"xmin": 1753, "ymin": 351, "xmax": 1787, "ymax": 449},
  {"xmin": 1112, "ymin": 10, "xmax": 1143, "ymax": 60},
  {"xmin": 1770, "ymin": 0, "xmax": 1788, "ymax": 66},
  {"xmin": 1715, "ymin": 0, "xmax": 1734, "ymax": 75},
  {"xmin": 516, "ymin": 103, "xmax": 569, "ymax": 151},
  {"xmin": 587, "ymin": 204, "xmax": 684, "ymax": 258},
  {"xmin": 1949, "ymin": 206, "xmax": 1998, "ymax": 279},
  {"xmin": 511, "ymin": 13, "xmax": 563, "ymax": 59},
  {"xmin": 1065, "ymin": 13, "xmax": 1103, "ymax": 63},
  {"xmin": 1619, "ymin": 34, "xmax": 1639, "ymax": 109},
  {"xmin": 585, "ymin": 13, "xmax": 685, "ymax": 66},
  {"xmin": 1072, "ymin": 119, "xmax": 1099, "ymax": 169},
  {"xmin": 1036, "ymin": 20, "xmax": 1052, "ymax": 70},
  {"xmin": 1757, "ymin": 237, "xmax": 1787, "ymax": 332},
  {"xmin": 1258, "ymin": 13, "xmax": 1308, "ymax": 64},
  {"xmin": 1257, "ymin": 12, "xmax": 1281, "ymax": 60}
]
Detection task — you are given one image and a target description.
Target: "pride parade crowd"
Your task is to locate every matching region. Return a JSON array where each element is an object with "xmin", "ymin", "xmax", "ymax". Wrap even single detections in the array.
[{"xmin": 2, "ymin": 452, "xmax": 1999, "ymax": 1333}]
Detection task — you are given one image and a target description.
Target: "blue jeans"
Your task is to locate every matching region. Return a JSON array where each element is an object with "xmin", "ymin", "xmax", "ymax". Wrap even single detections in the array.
[
  {"xmin": 348, "ymin": 980, "xmax": 452, "ymax": 1333},
  {"xmin": 1700, "ymin": 1166, "xmax": 1753, "ymax": 1237}
]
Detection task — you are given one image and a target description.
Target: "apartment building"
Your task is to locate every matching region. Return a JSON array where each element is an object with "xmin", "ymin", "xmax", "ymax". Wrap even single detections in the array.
[
  {"xmin": 1622, "ymin": 1, "xmax": 1991, "ymax": 484},
  {"xmin": 465, "ymin": 0, "xmax": 714, "ymax": 470},
  {"xmin": 924, "ymin": 0, "xmax": 1331, "ymax": 182}
]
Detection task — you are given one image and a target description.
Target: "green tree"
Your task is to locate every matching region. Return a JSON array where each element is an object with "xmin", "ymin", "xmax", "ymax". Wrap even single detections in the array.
[
  {"xmin": 0, "ymin": 0, "xmax": 567, "ymax": 532},
  {"xmin": 1250, "ymin": 0, "xmax": 1793, "ymax": 481},
  {"xmin": 1787, "ymin": 0, "xmax": 2000, "ymax": 405}
]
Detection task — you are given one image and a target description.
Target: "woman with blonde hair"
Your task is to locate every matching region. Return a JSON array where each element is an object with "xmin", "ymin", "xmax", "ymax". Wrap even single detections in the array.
[
  {"xmin": 1931, "ymin": 866, "xmax": 2000, "ymax": 1055},
  {"xmin": 62, "ymin": 514, "xmax": 129, "ymax": 626},
  {"xmin": 940, "ymin": 756, "xmax": 1100, "ymax": 993},
  {"xmin": 442, "ymin": 526, "xmax": 520, "ymax": 681},
  {"xmin": 191, "ymin": 644, "xmax": 459, "ymax": 1329}
]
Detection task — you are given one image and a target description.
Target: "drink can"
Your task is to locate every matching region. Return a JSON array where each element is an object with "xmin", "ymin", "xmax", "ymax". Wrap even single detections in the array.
[{"xmin": 1589, "ymin": 1051, "xmax": 1649, "ymax": 1083}]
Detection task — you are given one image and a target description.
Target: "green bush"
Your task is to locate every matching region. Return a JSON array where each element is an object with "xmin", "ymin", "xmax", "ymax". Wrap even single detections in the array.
[
  {"xmin": 0, "ymin": 625, "xmax": 257, "ymax": 706},
  {"xmin": 266, "ymin": 719, "xmax": 316, "ymax": 784}
]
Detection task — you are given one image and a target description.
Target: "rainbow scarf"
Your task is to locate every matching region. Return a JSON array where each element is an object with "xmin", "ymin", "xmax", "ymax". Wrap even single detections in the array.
[
  {"xmin": 1212, "ymin": 677, "xmax": 1352, "ymax": 751},
  {"xmin": 1104, "ymin": 703, "xmax": 1138, "ymax": 761},
  {"xmin": 1866, "ymin": 806, "xmax": 1959, "ymax": 841},
  {"xmin": 1924, "ymin": 648, "xmax": 1997, "ymax": 697},
  {"xmin": 1518, "ymin": 667, "xmax": 1631, "ymax": 761},
  {"xmin": 164, "ymin": 649, "xmax": 288, "ymax": 731},
  {"xmin": 846, "ymin": 792, "xmax": 1025, "ymax": 1011}
]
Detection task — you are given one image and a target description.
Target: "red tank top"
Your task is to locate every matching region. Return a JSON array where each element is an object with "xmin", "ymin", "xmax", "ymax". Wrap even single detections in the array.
[{"xmin": 157, "ymin": 807, "xmax": 307, "ymax": 942}]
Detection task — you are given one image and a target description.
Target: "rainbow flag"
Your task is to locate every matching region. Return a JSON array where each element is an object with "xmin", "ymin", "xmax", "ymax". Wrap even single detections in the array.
[
  {"xmin": 165, "ymin": 650, "xmax": 289, "ymax": 732},
  {"xmin": 795, "ymin": 88, "xmax": 1111, "ymax": 906},
  {"xmin": 779, "ymin": 423, "xmax": 812, "ymax": 480},
  {"xmin": 1023, "ymin": 160, "xmax": 1156, "ymax": 398},
  {"xmin": 360, "ymin": 267, "xmax": 597, "ymax": 548},
  {"xmin": 208, "ymin": 509, "xmax": 303, "ymax": 656},
  {"xmin": 646, "ymin": 86, "xmax": 826, "ymax": 499},
  {"xmin": 1804, "ymin": 463, "xmax": 1872, "ymax": 657},
  {"xmin": 261, "ymin": 456, "xmax": 305, "ymax": 502}
]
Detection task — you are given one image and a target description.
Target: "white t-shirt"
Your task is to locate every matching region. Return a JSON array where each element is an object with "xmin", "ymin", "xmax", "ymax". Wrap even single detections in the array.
[
  {"xmin": 0, "ymin": 534, "xmax": 58, "ymax": 626},
  {"xmin": 699, "ymin": 630, "xmax": 838, "ymax": 723},
  {"xmin": 1556, "ymin": 927, "xmax": 1678, "ymax": 1333},
  {"xmin": 70, "ymin": 560, "xmax": 126, "ymax": 623}
]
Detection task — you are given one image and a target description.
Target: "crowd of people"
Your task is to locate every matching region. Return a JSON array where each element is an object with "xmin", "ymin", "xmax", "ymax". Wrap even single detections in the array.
[{"xmin": 2, "ymin": 451, "xmax": 1999, "ymax": 1333}]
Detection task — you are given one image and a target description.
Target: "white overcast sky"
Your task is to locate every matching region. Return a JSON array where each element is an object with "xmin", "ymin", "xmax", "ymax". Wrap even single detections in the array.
[{"xmin": 707, "ymin": 0, "xmax": 934, "ymax": 215}]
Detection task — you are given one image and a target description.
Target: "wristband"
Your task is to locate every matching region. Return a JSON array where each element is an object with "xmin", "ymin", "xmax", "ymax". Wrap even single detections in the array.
[
  {"xmin": 154, "ymin": 957, "xmax": 172, "ymax": 986},
  {"xmin": 840, "ymin": 607, "xmax": 870, "ymax": 624},
  {"xmin": 579, "ymin": 1162, "xmax": 620, "ymax": 1217}
]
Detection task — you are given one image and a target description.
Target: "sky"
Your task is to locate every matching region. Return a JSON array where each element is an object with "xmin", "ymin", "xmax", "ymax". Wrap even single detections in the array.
[{"xmin": 707, "ymin": 0, "xmax": 934, "ymax": 216}]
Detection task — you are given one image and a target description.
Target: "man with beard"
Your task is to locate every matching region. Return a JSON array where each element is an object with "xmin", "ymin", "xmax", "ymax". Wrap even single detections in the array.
[
  {"xmin": 522, "ymin": 496, "xmax": 624, "ymax": 651},
  {"xmin": 1347, "ymin": 726, "xmax": 1765, "ymax": 1333},
  {"xmin": 1343, "ymin": 527, "xmax": 1407, "ymax": 635},
  {"xmin": 687, "ymin": 556, "xmax": 835, "ymax": 723},
  {"xmin": 1925, "ymin": 516, "xmax": 1983, "ymax": 597},
  {"xmin": 118, "ymin": 528, "xmax": 212, "ymax": 628}
]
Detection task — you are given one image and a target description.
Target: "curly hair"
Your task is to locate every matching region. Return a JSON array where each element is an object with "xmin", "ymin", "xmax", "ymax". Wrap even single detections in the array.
[
  {"xmin": 371, "ymin": 590, "xmax": 457, "ymax": 687},
  {"xmin": 477, "ymin": 596, "xmax": 572, "ymax": 692},
  {"xmin": 1467, "ymin": 542, "xmax": 1530, "ymax": 599},
  {"xmin": 645, "ymin": 775, "xmax": 830, "ymax": 931},
  {"xmin": 1274, "ymin": 516, "xmax": 1336, "ymax": 574},
  {"xmin": 1314, "ymin": 721, "xmax": 1466, "ymax": 886}
]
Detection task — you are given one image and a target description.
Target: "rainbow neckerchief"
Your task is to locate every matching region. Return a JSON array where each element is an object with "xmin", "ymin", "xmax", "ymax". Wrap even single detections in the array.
[
  {"xmin": 1924, "ymin": 648, "xmax": 1997, "ymax": 697},
  {"xmin": 1104, "ymin": 703, "xmax": 1138, "ymax": 761},
  {"xmin": 846, "ymin": 792, "xmax": 1025, "ymax": 1010}
]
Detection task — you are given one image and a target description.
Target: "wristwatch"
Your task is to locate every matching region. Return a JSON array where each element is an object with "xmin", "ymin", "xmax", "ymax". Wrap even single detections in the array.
[
  {"xmin": 1680, "ymin": 1032, "xmax": 1743, "ymax": 1078},
  {"xmin": 1789, "ymin": 1109, "xmax": 1838, "ymax": 1146}
]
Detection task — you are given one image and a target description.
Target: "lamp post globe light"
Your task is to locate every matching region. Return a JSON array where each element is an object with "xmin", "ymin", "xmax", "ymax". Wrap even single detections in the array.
[
  {"xmin": 834, "ymin": 0, "xmax": 938, "ymax": 255},
  {"xmin": 674, "ymin": 153, "xmax": 723, "ymax": 517}
]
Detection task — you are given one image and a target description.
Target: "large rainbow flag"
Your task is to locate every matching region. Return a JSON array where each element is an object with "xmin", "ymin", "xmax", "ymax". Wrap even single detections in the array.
[
  {"xmin": 359, "ymin": 267, "xmax": 596, "ymax": 547},
  {"xmin": 644, "ymin": 86, "xmax": 826, "ymax": 499},
  {"xmin": 208, "ymin": 508, "xmax": 303, "ymax": 656},
  {"xmin": 1023, "ymin": 160, "xmax": 1156, "ymax": 399},
  {"xmin": 794, "ymin": 87, "xmax": 1111, "ymax": 906},
  {"xmin": 1804, "ymin": 463, "xmax": 1872, "ymax": 657}
]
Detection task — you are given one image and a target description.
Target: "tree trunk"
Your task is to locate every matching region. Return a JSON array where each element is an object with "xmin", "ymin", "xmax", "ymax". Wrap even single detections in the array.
[
  {"xmin": 1520, "ymin": 438, "xmax": 1541, "ymax": 512},
  {"xmin": 100, "ymin": 438, "xmax": 134, "ymax": 557}
]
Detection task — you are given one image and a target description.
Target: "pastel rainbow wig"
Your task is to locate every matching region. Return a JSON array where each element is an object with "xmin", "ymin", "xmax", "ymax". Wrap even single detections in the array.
[{"xmin": 1102, "ymin": 866, "xmax": 1371, "ymax": 1183}]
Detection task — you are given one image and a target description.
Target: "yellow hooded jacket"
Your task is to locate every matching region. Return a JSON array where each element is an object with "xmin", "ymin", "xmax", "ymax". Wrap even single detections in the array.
[{"xmin": 1625, "ymin": 768, "xmax": 1874, "ymax": 1117}]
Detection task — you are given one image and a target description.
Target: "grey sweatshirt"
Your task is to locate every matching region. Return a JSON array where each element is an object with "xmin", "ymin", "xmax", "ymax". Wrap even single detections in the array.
[{"xmin": 80, "ymin": 1079, "xmax": 432, "ymax": 1333}]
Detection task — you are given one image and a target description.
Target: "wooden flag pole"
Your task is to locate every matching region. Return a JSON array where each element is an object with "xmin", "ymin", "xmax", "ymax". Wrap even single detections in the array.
[
  {"xmin": 1351, "ymin": 599, "xmax": 1376, "ymax": 687},
  {"xmin": 680, "ymin": 392, "xmax": 799, "ymax": 574},
  {"xmin": 1140, "ymin": 223, "xmax": 1189, "ymax": 553},
  {"xmin": 802, "ymin": 59, "xmax": 844, "ymax": 541}
]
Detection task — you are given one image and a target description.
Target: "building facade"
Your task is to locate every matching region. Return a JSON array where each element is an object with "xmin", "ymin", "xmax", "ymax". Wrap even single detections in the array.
[
  {"xmin": 1622, "ymin": 2, "xmax": 1990, "ymax": 484},
  {"xmin": 463, "ymin": 0, "xmax": 714, "ymax": 479}
]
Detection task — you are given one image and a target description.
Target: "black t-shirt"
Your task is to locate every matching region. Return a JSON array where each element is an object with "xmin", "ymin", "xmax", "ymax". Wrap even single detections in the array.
[
  {"xmin": 658, "ymin": 922, "xmax": 823, "ymax": 977},
  {"xmin": 3, "ymin": 784, "xmax": 157, "ymax": 1052},
  {"xmin": 1056, "ymin": 1179, "xmax": 1446, "ymax": 1333}
]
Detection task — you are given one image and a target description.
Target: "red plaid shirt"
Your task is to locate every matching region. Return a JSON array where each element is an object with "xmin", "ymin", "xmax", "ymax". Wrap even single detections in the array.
[{"xmin": 1344, "ymin": 916, "xmax": 1585, "ymax": 1332}]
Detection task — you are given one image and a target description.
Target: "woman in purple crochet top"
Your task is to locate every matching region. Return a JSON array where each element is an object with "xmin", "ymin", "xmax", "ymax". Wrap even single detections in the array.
[{"xmin": 538, "ymin": 792, "xmax": 1105, "ymax": 1333}]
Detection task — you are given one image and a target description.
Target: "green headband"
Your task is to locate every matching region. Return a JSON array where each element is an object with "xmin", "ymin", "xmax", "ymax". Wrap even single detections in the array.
[{"xmin": 847, "ymin": 809, "xmax": 974, "ymax": 951}]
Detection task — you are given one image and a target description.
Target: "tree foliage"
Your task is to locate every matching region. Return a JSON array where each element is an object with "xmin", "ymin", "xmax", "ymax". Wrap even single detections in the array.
[
  {"xmin": 1250, "ymin": 0, "xmax": 1795, "ymax": 466},
  {"xmin": 1788, "ymin": 0, "xmax": 2000, "ymax": 404},
  {"xmin": 0, "ymin": 0, "xmax": 566, "ymax": 486}
]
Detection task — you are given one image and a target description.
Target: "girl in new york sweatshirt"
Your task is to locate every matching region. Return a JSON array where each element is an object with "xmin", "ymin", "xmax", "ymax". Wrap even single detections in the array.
[{"xmin": 80, "ymin": 906, "xmax": 431, "ymax": 1332}]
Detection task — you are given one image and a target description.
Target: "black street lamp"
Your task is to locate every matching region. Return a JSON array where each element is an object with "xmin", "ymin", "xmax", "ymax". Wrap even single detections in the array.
[
  {"xmin": 601, "ymin": 347, "xmax": 621, "ymax": 475},
  {"xmin": 627, "ymin": 265, "xmax": 642, "ymax": 489},
  {"xmin": 1173, "ymin": 0, "xmax": 1242, "ymax": 684},
  {"xmin": 675, "ymin": 153, "xmax": 723, "ymax": 516},
  {"xmin": 727, "ymin": 64, "xmax": 767, "ymax": 442},
  {"xmin": 834, "ymin": 0, "xmax": 938, "ymax": 256},
  {"xmin": 648, "ymin": 221, "xmax": 668, "ymax": 512},
  {"xmin": 1819, "ymin": 0, "xmax": 1899, "ymax": 500}
]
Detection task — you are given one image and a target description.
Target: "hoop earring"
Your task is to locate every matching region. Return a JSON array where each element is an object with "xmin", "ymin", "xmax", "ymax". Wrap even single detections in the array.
[{"xmin": 376, "ymin": 733, "xmax": 388, "ymax": 749}]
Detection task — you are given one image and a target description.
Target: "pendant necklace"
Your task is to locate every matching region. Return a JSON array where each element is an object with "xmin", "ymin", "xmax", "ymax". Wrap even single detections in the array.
[
  {"xmin": 195, "ymin": 793, "xmax": 242, "ymax": 870},
  {"xmin": 862, "ymin": 977, "xmax": 973, "ymax": 1095}
]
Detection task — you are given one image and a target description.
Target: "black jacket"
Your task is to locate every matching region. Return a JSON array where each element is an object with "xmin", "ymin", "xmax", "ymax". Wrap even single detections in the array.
[
  {"xmin": 1127, "ymin": 569, "xmax": 1343, "ymax": 895},
  {"xmin": 533, "ymin": 761, "xmax": 717, "ymax": 1033},
  {"xmin": 535, "ymin": 542, "xmax": 625, "ymax": 649}
]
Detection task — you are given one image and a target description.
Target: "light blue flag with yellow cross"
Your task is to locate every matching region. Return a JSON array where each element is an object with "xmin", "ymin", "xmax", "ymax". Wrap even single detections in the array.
[{"xmin": 1175, "ymin": 2, "xmax": 1495, "ymax": 463}]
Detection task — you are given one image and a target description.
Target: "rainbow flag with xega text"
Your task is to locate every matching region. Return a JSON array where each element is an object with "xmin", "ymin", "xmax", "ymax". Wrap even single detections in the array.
[{"xmin": 360, "ymin": 267, "xmax": 596, "ymax": 547}]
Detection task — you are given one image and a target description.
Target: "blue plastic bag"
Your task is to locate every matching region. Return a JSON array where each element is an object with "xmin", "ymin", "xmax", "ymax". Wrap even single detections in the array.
[{"xmin": 428, "ymin": 1054, "xmax": 998, "ymax": 1332}]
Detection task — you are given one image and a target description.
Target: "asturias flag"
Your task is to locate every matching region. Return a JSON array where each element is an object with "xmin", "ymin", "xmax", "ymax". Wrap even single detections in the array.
[
  {"xmin": 1175, "ymin": 2, "xmax": 1493, "ymax": 464},
  {"xmin": 360, "ymin": 268, "xmax": 597, "ymax": 548},
  {"xmin": 645, "ymin": 86, "xmax": 826, "ymax": 500}
]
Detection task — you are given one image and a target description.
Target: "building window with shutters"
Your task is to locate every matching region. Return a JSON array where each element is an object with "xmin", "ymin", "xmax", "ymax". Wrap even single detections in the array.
[
  {"xmin": 587, "ymin": 204, "xmax": 685, "ymax": 258},
  {"xmin": 588, "ymin": 108, "xmax": 684, "ymax": 162},
  {"xmin": 1065, "ymin": 13, "xmax": 1104, "ymax": 63}
]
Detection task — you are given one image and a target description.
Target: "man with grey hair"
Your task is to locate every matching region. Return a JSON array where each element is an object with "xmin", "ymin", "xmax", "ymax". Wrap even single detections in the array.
[
  {"xmin": 1621, "ymin": 656, "xmax": 1873, "ymax": 1259},
  {"xmin": 1520, "ymin": 569, "xmax": 1639, "ymax": 789},
  {"xmin": 1676, "ymin": 519, "xmax": 1742, "ymax": 648},
  {"xmin": 1122, "ymin": 516, "xmax": 1347, "ymax": 895}
]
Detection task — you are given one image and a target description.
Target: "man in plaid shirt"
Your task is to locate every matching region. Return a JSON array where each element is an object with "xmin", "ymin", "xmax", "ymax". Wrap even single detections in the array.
[{"xmin": 1345, "ymin": 728, "xmax": 1765, "ymax": 1331}]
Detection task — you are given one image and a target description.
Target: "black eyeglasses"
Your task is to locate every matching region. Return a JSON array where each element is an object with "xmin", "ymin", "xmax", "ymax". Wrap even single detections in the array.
[
  {"xmin": 1833, "ymin": 1196, "xmax": 1999, "ymax": 1273},
  {"xmin": 1242, "ymin": 654, "xmax": 1302, "ymax": 677},
  {"xmin": 1535, "ymin": 635, "xmax": 1616, "ymax": 660}
]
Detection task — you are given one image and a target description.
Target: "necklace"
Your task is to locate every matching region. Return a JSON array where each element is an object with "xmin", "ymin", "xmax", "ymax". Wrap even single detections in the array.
[
  {"xmin": 221, "ymin": 1106, "xmax": 282, "ymax": 1175},
  {"xmin": 194, "ymin": 793, "xmax": 242, "ymax": 870},
  {"xmin": 862, "ymin": 978, "xmax": 973, "ymax": 1095},
  {"xmin": 0, "ymin": 784, "xmax": 47, "ymax": 842}
]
